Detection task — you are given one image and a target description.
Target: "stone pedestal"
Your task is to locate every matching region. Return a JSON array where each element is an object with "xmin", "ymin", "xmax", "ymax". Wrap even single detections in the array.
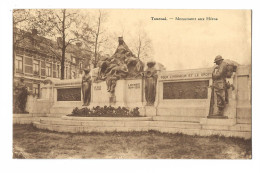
[
  {"xmin": 109, "ymin": 95, "xmax": 116, "ymax": 106},
  {"xmin": 207, "ymin": 115, "xmax": 228, "ymax": 119},
  {"xmin": 138, "ymin": 107, "xmax": 146, "ymax": 116},
  {"xmin": 200, "ymin": 117, "xmax": 236, "ymax": 126},
  {"xmin": 144, "ymin": 106, "xmax": 157, "ymax": 117}
]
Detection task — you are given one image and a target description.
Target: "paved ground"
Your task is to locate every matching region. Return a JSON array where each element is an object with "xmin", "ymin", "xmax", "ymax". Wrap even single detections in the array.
[{"xmin": 13, "ymin": 124, "xmax": 252, "ymax": 159}]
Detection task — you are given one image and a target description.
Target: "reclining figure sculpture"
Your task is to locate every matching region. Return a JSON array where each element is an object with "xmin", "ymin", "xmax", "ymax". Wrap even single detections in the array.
[{"xmin": 96, "ymin": 37, "xmax": 144, "ymax": 94}]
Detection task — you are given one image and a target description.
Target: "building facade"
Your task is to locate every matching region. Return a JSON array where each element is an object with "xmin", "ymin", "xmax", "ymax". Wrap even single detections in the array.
[{"xmin": 13, "ymin": 29, "xmax": 91, "ymax": 98}]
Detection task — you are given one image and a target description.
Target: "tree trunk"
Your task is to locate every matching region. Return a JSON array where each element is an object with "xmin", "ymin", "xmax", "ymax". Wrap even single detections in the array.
[
  {"xmin": 61, "ymin": 10, "xmax": 66, "ymax": 80},
  {"xmin": 93, "ymin": 11, "xmax": 101, "ymax": 68},
  {"xmin": 61, "ymin": 50, "xmax": 65, "ymax": 80},
  {"xmin": 13, "ymin": 31, "xmax": 16, "ymax": 79}
]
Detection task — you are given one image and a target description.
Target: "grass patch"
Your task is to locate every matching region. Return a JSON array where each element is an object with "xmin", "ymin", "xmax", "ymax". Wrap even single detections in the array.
[{"xmin": 13, "ymin": 124, "xmax": 252, "ymax": 159}]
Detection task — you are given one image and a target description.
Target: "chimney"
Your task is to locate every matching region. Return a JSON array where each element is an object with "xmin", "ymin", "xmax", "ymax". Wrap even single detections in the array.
[
  {"xmin": 118, "ymin": 37, "xmax": 124, "ymax": 45},
  {"xmin": 32, "ymin": 29, "xmax": 38, "ymax": 36}
]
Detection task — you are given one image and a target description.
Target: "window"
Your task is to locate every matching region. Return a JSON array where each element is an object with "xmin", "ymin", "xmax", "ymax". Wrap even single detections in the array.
[
  {"xmin": 15, "ymin": 56, "xmax": 23, "ymax": 73},
  {"xmin": 72, "ymin": 71, "xmax": 76, "ymax": 79},
  {"xmin": 46, "ymin": 63, "xmax": 51, "ymax": 77},
  {"xmin": 71, "ymin": 57, "xmax": 76, "ymax": 64},
  {"xmin": 33, "ymin": 83, "xmax": 40, "ymax": 98},
  {"xmin": 65, "ymin": 67, "xmax": 68, "ymax": 79},
  {"xmin": 33, "ymin": 60, "xmax": 40, "ymax": 75},
  {"xmin": 79, "ymin": 62, "xmax": 82, "ymax": 69},
  {"xmin": 57, "ymin": 65, "xmax": 60, "ymax": 78}
]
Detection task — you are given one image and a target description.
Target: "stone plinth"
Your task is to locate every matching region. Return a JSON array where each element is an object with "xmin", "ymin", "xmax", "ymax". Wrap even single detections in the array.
[
  {"xmin": 144, "ymin": 106, "xmax": 157, "ymax": 117},
  {"xmin": 200, "ymin": 118, "xmax": 236, "ymax": 126},
  {"xmin": 91, "ymin": 81, "xmax": 110, "ymax": 107},
  {"xmin": 114, "ymin": 80, "xmax": 126, "ymax": 107},
  {"xmin": 125, "ymin": 79, "xmax": 144, "ymax": 108}
]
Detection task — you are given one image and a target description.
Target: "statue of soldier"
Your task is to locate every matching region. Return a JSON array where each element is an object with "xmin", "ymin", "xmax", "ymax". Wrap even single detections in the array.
[
  {"xmin": 14, "ymin": 78, "xmax": 29, "ymax": 113},
  {"xmin": 82, "ymin": 69, "xmax": 91, "ymax": 106},
  {"xmin": 211, "ymin": 55, "xmax": 228, "ymax": 116}
]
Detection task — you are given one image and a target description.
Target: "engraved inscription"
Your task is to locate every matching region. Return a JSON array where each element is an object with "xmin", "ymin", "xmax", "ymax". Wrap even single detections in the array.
[
  {"xmin": 94, "ymin": 86, "xmax": 101, "ymax": 90},
  {"xmin": 57, "ymin": 88, "xmax": 81, "ymax": 101},
  {"xmin": 128, "ymin": 83, "xmax": 140, "ymax": 89},
  {"xmin": 163, "ymin": 80, "xmax": 209, "ymax": 99},
  {"xmin": 160, "ymin": 72, "xmax": 211, "ymax": 80}
]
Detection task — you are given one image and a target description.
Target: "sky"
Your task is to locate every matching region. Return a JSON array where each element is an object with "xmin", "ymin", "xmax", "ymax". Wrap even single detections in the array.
[{"xmin": 99, "ymin": 9, "xmax": 251, "ymax": 70}]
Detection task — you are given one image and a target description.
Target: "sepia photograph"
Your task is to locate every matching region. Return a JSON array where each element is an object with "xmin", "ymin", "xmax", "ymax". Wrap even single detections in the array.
[{"xmin": 11, "ymin": 9, "xmax": 252, "ymax": 160}]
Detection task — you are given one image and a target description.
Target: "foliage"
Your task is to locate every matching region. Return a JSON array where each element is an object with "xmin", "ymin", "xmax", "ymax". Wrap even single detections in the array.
[{"xmin": 69, "ymin": 106, "xmax": 140, "ymax": 117}]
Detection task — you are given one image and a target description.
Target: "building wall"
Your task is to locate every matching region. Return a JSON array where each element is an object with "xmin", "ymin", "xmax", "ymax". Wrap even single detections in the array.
[{"xmin": 14, "ymin": 46, "xmax": 86, "ymax": 98}]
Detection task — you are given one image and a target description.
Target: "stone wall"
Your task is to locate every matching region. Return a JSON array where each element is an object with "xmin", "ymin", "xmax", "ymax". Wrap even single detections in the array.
[
  {"xmin": 236, "ymin": 65, "xmax": 251, "ymax": 124},
  {"xmin": 156, "ymin": 68, "xmax": 212, "ymax": 117}
]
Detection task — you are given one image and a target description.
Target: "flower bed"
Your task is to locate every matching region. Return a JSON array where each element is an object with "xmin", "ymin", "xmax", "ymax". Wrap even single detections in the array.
[{"xmin": 67, "ymin": 106, "xmax": 140, "ymax": 117}]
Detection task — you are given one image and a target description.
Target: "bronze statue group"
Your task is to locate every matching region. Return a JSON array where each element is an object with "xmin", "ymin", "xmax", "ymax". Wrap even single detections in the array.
[{"xmin": 81, "ymin": 37, "xmax": 158, "ymax": 107}]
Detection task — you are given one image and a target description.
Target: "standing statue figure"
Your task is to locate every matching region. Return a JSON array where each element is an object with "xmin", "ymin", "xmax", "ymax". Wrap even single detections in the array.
[
  {"xmin": 82, "ymin": 69, "xmax": 91, "ymax": 106},
  {"xmin": 14, "ymin": 78, "xmax": 29, "ymax": 113},
  {"xmin": 210, "ymin": 55, "xmax": 238, "ymax": 117},
  {"xmin": 144, "ymin": 62, "xmax": 158, "ymax": 106}
]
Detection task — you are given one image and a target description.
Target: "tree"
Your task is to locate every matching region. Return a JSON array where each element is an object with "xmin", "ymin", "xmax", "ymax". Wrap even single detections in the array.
[
  {"xmin": 91, "ymin": 10, "xmax": 109, "ymax": 68},
  {"xmin": 32, "ymin": 9, "xmax": 81, "ymax": 79},
  {"xmin": 76, "ymin": 10, "xmax": 109, "ymax": 68},
  {"xmin": 129, "ymin": 21, "xmax": 153, "ymax": 62}
]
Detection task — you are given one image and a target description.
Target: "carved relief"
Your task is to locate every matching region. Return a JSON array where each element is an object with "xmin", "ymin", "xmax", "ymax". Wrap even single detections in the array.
[
  {"xmin": 163, "ymin": 81, "xmax": 209, "ymax": 99},
  {"xmin": 57, "ymin": 88, "xmax": 81, "ymax": 101}
]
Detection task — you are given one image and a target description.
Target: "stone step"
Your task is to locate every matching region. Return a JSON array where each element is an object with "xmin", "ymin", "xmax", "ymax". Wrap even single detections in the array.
[
  {"xmin": 157, "ymin": 107, "xmax": 207, "ymax": 117},
  {"xmin": 149, "ymin": 121, "xmax": 201, "ymax": 129},
  {"xmin": 33, "ymin": 122, "xmax": 251, "ymax": 139},
  {"xmin": 13, "ymin": 114, "xmax": 33, "ymax": 118},
  {"xmin": 45, "ymin": 113, "xmax": 67, "ymax": 117},
  {"xmin": 62, "ymin": 115, "xmax": 153, "ymax": 121},
  {"xmin": 229, "ymin": 124, "xmax": 252, "ymax": 132},
  {"xmin": 202, "ymin": 123, "xmax": 252, "ymax": 132},
  {"xmin": 202, "ymin": 124, "xmax": 230, "ymax": 131},
  {"xmin": 49, "ymin": 107, "xmax": 75, "ymax": 114},
  {"xmin": 13, "ymin": 117, "xmax": 41, "ymax": 124},
  {"xmin": 13, "ymin": 113, "xmax": 49, "ymax": 118},
  {"xmin": 153, "ymin": 116, "xmax": 202, "ymax": 123},
  {"xmin": 237, "ymin": 118, "xmax": 251, "ymax": 124},
  {"xmin": 31, "ymin": 113, "xmax": 48, "ymax": 117},
  {"xmin": 38, "ymin": 118, "xmax": 201, "ymax": 130}
]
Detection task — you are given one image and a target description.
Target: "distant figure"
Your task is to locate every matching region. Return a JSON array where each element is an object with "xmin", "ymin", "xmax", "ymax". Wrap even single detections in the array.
[
  {"xmin": 82, "ymin": 69, "xmax": 91, "ymax": 106},
  {"xmin": 211, "ymin": 55, "xmax": 237, "ymax": 116},
  {"xmin": 144, "ymin": 61, "xmax": 158, "ymax": 106},
  {"xmin": 14, "ymin": 78, "xmax": 29, "ymax": 113}
]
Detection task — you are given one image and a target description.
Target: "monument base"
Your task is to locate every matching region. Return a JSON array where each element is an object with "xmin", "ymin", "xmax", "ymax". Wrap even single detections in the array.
[
  {"xmin": 144, "ymin": 106, "xmax": 157, "ymax": 117},
  {"xmin": 109, "ymin": 96, "xmax": 116, "ymax": 106},
  {"xmin": 207, "ymin": 115, "xmax": 228, "ymax": 119},
  {"xmin": 138, "ymin": 107, "xmax": 146, "ymax": 116},
  {"xmin": 200, "ymin": 118, "xmax": 236, "ymax": 126}
]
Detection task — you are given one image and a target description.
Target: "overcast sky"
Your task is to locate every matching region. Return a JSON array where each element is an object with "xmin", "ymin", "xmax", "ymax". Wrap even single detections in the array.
[{"xmin": 99, "ymin": 9, "xmax": 251, "ymax": 70}]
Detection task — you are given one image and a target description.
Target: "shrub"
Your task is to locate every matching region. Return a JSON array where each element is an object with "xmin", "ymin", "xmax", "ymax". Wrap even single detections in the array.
[{"xmin": 69, "ymin": 106, "xmax": 140, "ymax": 117}]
